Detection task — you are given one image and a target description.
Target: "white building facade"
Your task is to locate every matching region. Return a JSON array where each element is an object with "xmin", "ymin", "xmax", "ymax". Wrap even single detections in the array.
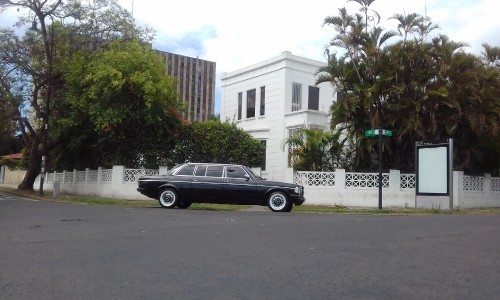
[{"xmin": 220, "ymin": 51, "xmax": 336, "ymax": 182}]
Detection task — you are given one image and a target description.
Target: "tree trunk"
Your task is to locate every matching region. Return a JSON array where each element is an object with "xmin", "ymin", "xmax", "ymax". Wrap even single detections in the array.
[{"xmin": 17, "ymin": 141, "xmax": 42, "ymax": 191}]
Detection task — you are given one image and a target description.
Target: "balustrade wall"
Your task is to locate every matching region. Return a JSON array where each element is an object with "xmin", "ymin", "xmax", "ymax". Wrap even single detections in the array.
[
  {"xmin": 294, "ymin": 169, "xmax": 500, "ymax": 209},
  {"xmin": 2, "ymin": 165, "xmax": 498, "ymax": 209}
]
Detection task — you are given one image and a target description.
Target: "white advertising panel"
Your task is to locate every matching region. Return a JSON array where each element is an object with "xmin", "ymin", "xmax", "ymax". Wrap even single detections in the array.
[{"xmin": 417, "ymin": 145, "xmax": 449, "ymax": 195}]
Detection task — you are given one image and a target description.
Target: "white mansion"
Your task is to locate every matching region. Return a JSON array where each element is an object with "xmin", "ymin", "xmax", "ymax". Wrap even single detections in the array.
[{"xmin": 220, "ymin": 51, "xmax": 337, "ymax": 182}]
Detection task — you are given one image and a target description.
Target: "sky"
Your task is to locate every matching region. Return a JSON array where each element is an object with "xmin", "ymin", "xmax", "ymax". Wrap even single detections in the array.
[
  {"xmin": 118, "ymin": 0, "xmax": 498, "ymax": 114},
  {"xmin": 2, "ymin": 0, "xmax": 498, "ymax": 114}
]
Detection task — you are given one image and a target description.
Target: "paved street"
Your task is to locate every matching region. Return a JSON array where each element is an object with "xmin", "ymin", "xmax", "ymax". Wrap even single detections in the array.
[{"xmin": 1, "ymin": 192, "xmax": 500, "ymax": 300}]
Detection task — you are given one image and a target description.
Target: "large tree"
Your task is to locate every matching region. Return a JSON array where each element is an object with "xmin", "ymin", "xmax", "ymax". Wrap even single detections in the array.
[
  {"xmin": 319, "ymin": 0, "xmax": 500, "ymax": 174},
  {"xmin": 0, "ymin": 0, "xmax": 179, "ymax": 190},
  {"xmin": 53, "ymin": 40, "xmax": 183, "ymax": 169}
]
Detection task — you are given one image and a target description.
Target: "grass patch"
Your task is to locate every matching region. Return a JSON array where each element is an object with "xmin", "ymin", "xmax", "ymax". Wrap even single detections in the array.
[
  {"xmin": 0, "ymin": 187, "xmax": 246, "ymax": 210},
  {"xmin": 55, "ymin": 196, "xmax": 159, "ymax": 207}
]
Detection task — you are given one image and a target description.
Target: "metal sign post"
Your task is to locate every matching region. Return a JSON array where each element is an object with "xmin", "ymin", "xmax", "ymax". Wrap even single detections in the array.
[{"xmin": 365, "ymin": 129, "xmax": 393, "ymax": 209}]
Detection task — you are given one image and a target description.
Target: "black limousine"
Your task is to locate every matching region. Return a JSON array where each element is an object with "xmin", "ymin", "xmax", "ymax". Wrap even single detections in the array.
[{"xmin": 137, "ymin": 163, "xmax": 305, "ymax": 212}]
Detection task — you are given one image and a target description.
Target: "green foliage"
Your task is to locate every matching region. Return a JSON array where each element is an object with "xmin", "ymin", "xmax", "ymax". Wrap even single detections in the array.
[
  {"xmin": 1, "ymin": 1, "xmax": 266, "ymax": 173},
  {"xmin": 284, "ymin": 128, "xmax": 349, "ymax": 171},
  {"xmin": 174, "ymin": 120, "xmax": 265, "ymax": 167},
  {"xmin": 51, "ymin": 40, "xmax": 183, "ymax": 169},
  {"xmin": 321, "ymin": 0, "xmax": 500, "ymax": 174},
  {"xmin": 0, "ymin": 0, "xmax": 159, "ymax": 189},
  {"xmin": 0, "ymin": 157, "xmax": 26, "ymax": 170}
]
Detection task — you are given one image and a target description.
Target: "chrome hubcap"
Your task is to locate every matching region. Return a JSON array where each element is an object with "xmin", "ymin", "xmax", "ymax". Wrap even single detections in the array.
[
  {"xmin": 160, "ymin": 191, "xmax": 175, "ymax": 206},
  {"xmin": 270, "ymin": 194, "xmax": 286, "ymax": 210}
]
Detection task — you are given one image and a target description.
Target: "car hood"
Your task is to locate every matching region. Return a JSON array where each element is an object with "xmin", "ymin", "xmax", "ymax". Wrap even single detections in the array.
[{"xmin": 254, "ymin": 179, "xmax": 299, "ymax": 188}]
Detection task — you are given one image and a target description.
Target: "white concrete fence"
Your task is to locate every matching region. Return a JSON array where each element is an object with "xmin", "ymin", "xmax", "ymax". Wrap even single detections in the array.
[
  {"xmin": 31, "ymin": 166, "xmax": 169, "ymax": 200},
  {"xmin": 294, "ymin": 170, "xmax": 500, "ymax": 209},
  {"xmin": 2, "ymin": 165, "xmax": 499, "ymax": 209}
]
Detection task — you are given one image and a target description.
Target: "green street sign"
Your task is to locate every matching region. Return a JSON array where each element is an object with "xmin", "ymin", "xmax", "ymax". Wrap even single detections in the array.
[
  {"xmin": 365, "ymin": 129, "xmax": 393, "ymax": 137},
  {"xmin": 365, "ymin": 129, "xmax": 376, "ymax": 137}
]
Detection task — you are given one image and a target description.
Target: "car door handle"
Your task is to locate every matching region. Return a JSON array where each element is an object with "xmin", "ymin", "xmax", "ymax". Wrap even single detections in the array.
[
  {"xmin": 192, "ymin": 179, "xmax": 198, "ymax": 182},
  {"xmin": 224, "ymin": 180, "xmax": 231, "ymax": 183}
]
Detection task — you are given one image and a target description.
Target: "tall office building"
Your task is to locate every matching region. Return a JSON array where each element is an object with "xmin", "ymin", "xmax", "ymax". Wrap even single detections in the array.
[{"xmin": 157, "ymin": 51, "xmax": 216, "ymax": 122}]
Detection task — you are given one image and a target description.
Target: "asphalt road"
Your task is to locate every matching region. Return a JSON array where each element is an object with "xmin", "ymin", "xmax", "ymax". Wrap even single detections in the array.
[{"xmin": 1, "ymin": 192, "xmax": 500, "ymax": 300}]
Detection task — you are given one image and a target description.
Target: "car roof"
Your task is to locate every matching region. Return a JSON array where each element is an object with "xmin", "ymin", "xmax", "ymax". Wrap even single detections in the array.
[{"xmin": 182, "ymin": 163, "xmax": 246, "ymax": 168}]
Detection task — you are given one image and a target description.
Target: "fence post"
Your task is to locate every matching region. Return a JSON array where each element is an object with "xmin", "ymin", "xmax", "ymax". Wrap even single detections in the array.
[
  {"xmin": 97, "ymin": 167, "xmax": 103, "ymax": 197},
  {"xmin": 484, "ymin": 173, "xmax": 491, "ymax": 202},
  {"xmin": 0, "ymin": 165, "xmax": 4, "ymax": 184},
  {"xmin": 159, "ymin": 166, "xmax": 169, "ymax": 175},
  {"xmin": 390, "ymin": 170, "xmax": 400, "ymax": 192},
  {"xmin": 112, "ymin": 166, "xmax": 125, "ymax": 184},
  {"xmin": 62, "ymin": 170, "xmax": 67, "ymax": 184},
  {"xmin": 73, "ymin": 169, "xmax": 77, "ymax": 184},
  {"xmin": 111, "ymin": 166, "xmax": 125, "ymax": 198},
  {"xmin": 85, "ymin": 168, "xmax": 90, "ymax": 185},
  {"xmin": 453, "ymin": 171, "xmax": 462, "ymax": 209},
  {"xmin": 336, "ymin": 169, "xmax": 346, "ymax": 190}
]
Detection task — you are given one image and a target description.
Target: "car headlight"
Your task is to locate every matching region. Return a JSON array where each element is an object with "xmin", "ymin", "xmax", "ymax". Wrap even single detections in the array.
[{"xmin": 294, "ymin": 186, "xmax": 301, "ymax": 194}]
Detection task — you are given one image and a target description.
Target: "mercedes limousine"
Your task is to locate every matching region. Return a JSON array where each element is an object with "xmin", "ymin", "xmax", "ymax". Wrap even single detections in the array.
[{"xmin": 137, "ymin": 163, "xmax": 305, "ymax": 212}]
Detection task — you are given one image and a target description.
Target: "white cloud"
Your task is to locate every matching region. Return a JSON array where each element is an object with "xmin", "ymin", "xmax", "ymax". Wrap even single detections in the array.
[
  {"xmin": 116, "ymin": 0, "xmax": 500, "ymax": 113},
  {"xmin": 2, "ymin": 0, "xmax": 497, "ymax": 113},
  {"xmin": 123, "ymin": 0, "xmax": 497, "ymax": 72}
]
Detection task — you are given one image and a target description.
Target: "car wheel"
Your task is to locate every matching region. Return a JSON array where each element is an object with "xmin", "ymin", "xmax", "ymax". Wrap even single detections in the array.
[
  {"xmin": 158, "ymin": 188, "xmax": 179, "ymax": 208},
  {"xmin": 176, "ymin": 201, "xmax": 192, "ymax": 209},
  {"xmin": 267, "ymin": 191, "xmax": 291, "ymax": 212}
]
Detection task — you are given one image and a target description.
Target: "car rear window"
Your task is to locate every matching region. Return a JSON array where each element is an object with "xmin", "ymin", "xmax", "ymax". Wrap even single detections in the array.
[
  {"xmin": 205, "ymin": 165, "xmax": 224, "ymax": 177},
  {"xmin": 226, "ymin": 167, "xmax": 248, "ymax": 179},
  {"xmin": 195, "ymin": 165, "xmax": 207, "ymax": 176},
  {"xmin": 176, "ymin": 164, "xmax": 196, "ymax": 176}
]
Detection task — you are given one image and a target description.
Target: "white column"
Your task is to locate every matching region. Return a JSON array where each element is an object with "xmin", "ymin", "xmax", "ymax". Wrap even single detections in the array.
[
  {"xmin": 389, "ymin": 169, "xmax": 400, "ymax": 192},
  {"xmin": 335, "ymin": 169, "xmax": 346, "ymax": 190},
  {"xmin": 159, "ymin": 166, "xmax": 169, "ymax": 175}
]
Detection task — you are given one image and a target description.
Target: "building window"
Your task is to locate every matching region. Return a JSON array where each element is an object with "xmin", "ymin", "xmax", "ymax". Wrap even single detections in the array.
[
  {"xmin": 292, "ymin": 83, "xmax": 302, "ymax": 112},
  {"xmin": 237, "ymin": 92, "xmax": 242, "ymax": 120},
  {"xmin": 308, "ymin": 86, "xmax": 319, "ymax": 110},
  {"xmin": 260, "ymin": 140, "xmax": 267, "ymax": 171},
  {"xmin": 260, "ymin": 86, "xmax": 266, "ymax": 116},
  {"xmin": 247, "ymin": 88, "xmax": 256, "ymax": 118}
]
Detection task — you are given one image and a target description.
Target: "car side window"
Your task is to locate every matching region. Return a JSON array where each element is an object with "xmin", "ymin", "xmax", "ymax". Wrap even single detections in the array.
[
  {"xmin": 205, "ymin": 165, "xmax": 224, "ymax": 177},
  {"xmin": 176, "ymin": 164, "xmax": 196, "ymax": 176},
  {"xmin": 195, "ymin": 165, "xmax": 207, "ymax": 176},
  {"xmin": 226, "ymin": 167, "xmax": 248, "ymax": 179}
]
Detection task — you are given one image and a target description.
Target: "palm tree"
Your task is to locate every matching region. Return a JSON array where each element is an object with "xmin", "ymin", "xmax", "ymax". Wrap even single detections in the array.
[
  {"xmin": 389, "ymin": 12, "xmax": 424, "ymax": 45},
  {"xmin": 284, "ymin": 128, "xmax": 345, "ymax": 171},
  {"xmin": 323, "ymin": 8, "xmax": 364, "ymax": 83},
  {"xmin": 415, "ymin": 17, "xmax": 439, "ymax": 43},
  {"xmin": 348, "ymin": 0, "xmax": 380, "ymax": 33},
  {"xmin": 481, "ymin": 43, "xmax": 500, "ymax": 67}
]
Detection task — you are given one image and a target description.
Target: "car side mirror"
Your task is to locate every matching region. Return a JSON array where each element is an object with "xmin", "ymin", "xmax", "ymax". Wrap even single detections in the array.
[{"xmin": 244, "ymin": 174, "xmax": 250, "ymax": 181}]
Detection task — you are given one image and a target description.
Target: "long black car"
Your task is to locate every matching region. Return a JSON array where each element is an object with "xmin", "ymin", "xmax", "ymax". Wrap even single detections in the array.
[{"xmin": 137, "ymin": 163, "xmax": 305, "ymax": 212}]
